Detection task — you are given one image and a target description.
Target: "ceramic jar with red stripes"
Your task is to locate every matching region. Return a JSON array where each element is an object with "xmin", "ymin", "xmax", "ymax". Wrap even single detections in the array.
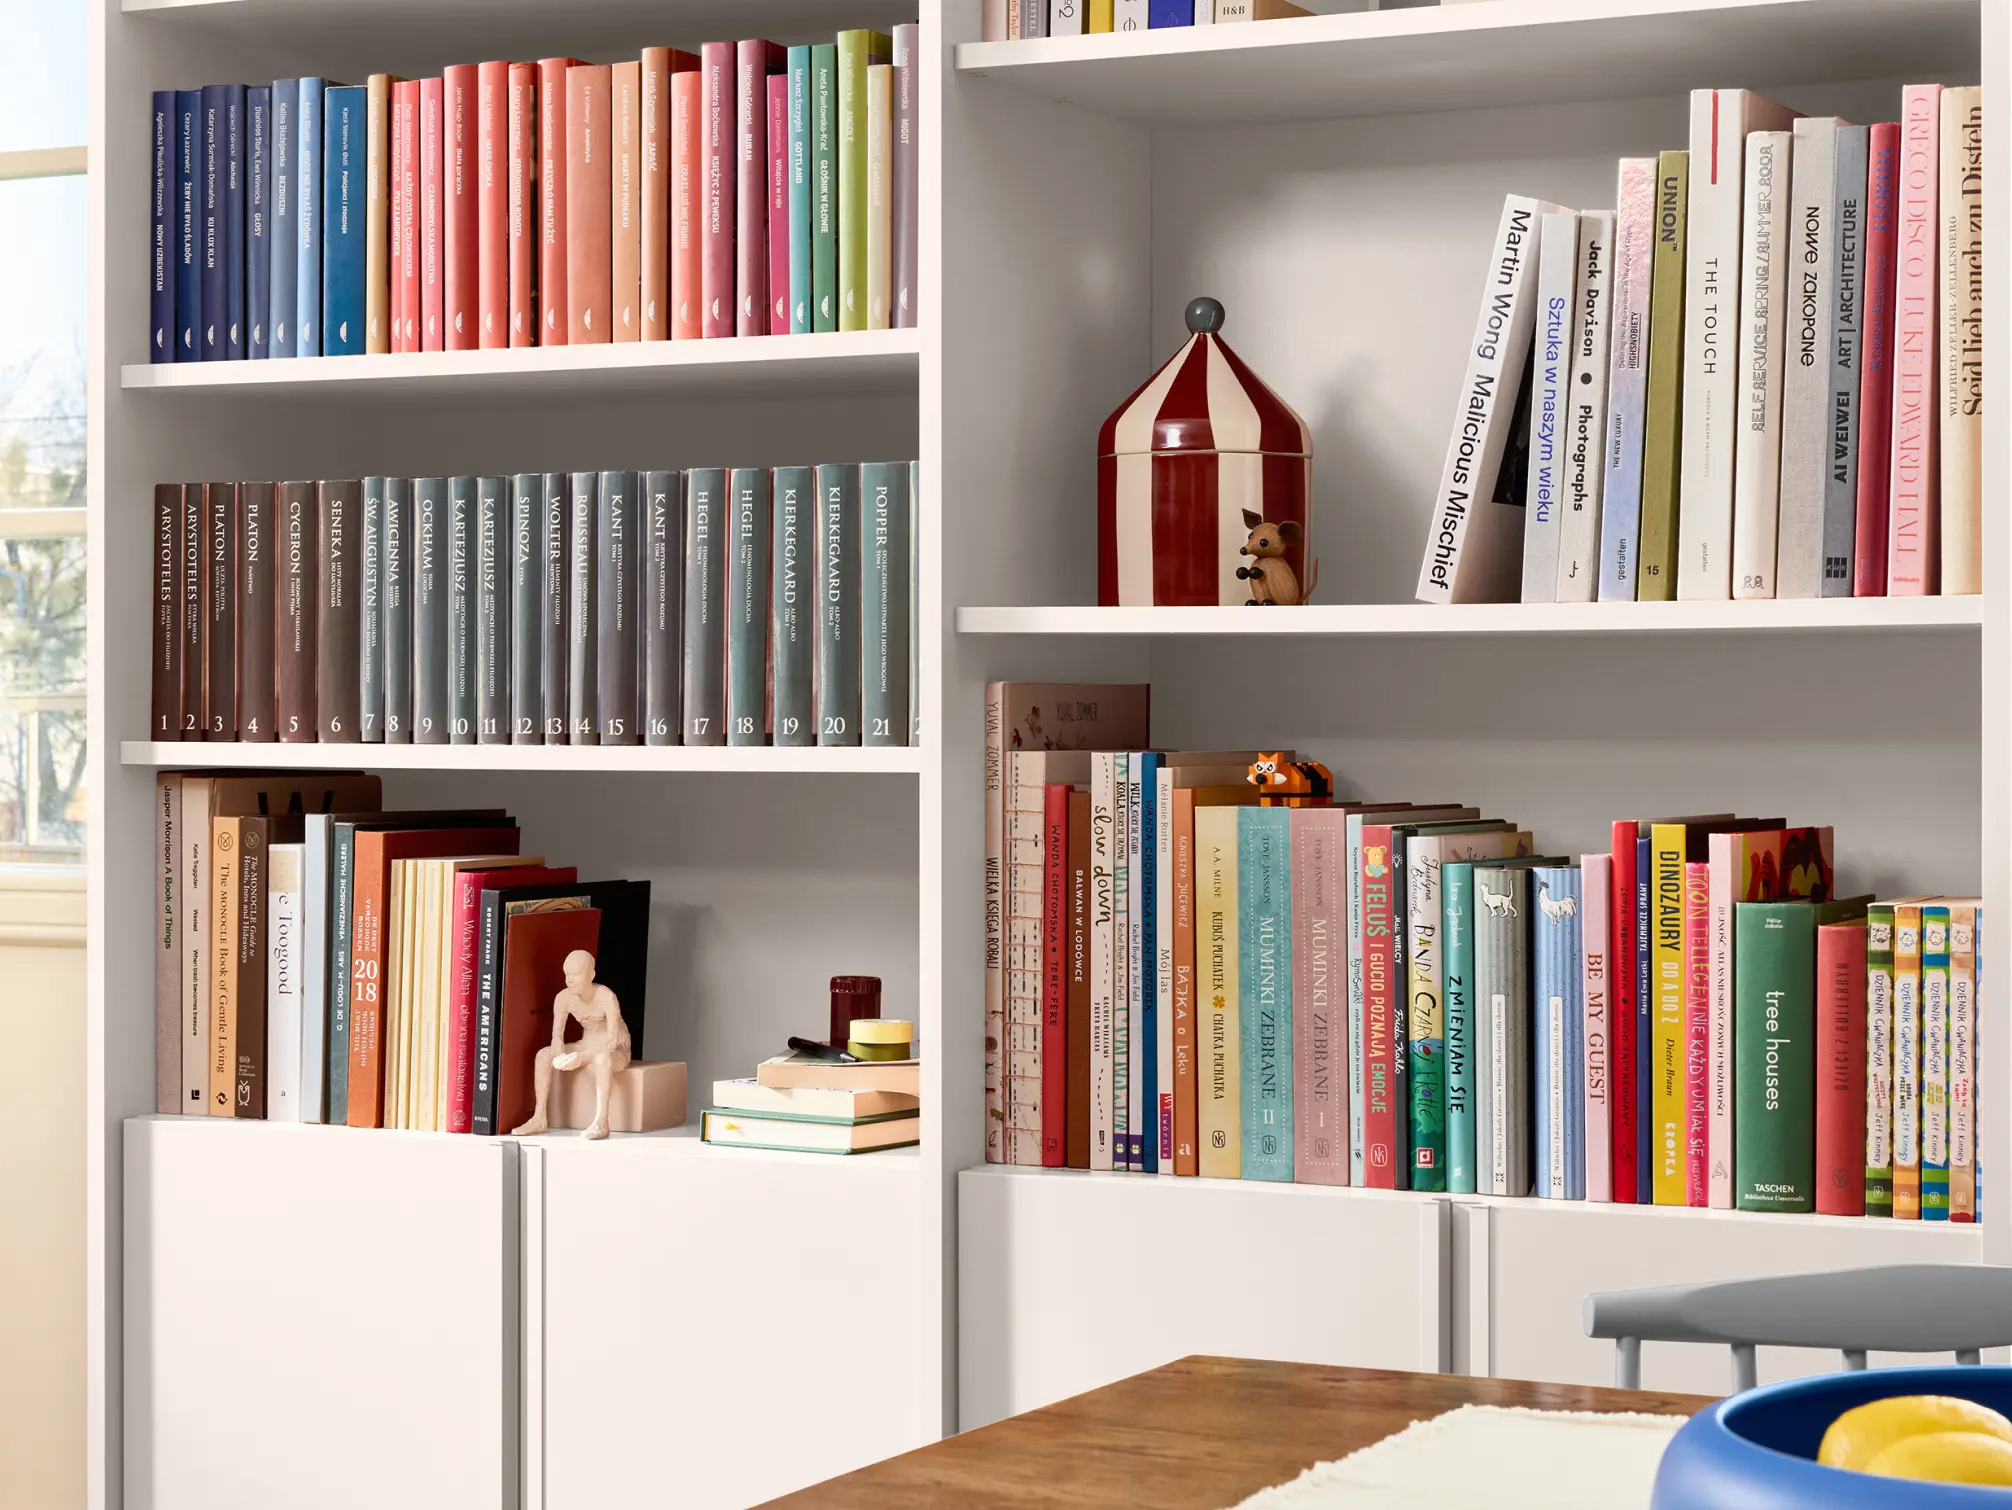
[{"xmin": 1096, "ymin": 296, "xmax": 1313, "ymax": 606}]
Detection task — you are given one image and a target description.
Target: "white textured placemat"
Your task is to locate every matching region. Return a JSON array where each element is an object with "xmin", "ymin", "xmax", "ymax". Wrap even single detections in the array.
[{"xmin": 1228, "ymin": 1404, "xmax": 1688, "ymax": 1509}]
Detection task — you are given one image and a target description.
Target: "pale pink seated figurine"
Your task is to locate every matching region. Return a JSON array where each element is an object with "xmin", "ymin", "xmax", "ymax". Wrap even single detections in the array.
[{"xmin": 513, "ymin": 948, "xmax": 632, "ymax": 1141}]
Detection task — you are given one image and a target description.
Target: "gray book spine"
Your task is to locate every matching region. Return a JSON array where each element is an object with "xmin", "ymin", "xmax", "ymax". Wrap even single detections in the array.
[
  {"xmin": 642, "ymin": 470, "xmax": 681, "ymax": 746},
  {"xmin": 1824, "ymin": 124, "xmax": 1869, "ymax": 597},
  {"xmin": 1776, "ymin": 119, "xmax": 1842, "ymax": 600},
  {"xmin": 727, "ymin": 467, "xmax": 770, "ymax": 746},
  {"xmin": 681, "ymin": 468, "xmax": 727, "ymax": 746},
  {"xmin": 541, "ymin": 471, "xmax": 568, "ymax": 741},
  {"xmin": 596, "ymin": 470, "xmax": 640, "ymax": 744},
  {"xmin": 859, "ymin": 460, "xmax": 911, "ymax": 746},
  {"xmin": 382, "ymin": 478, "xmax": 412, "ymax": 743},
  {"xmin": 814, "ymin": 462, "xmax": 859, "ymax": 746},
  {"xmin": 413, "ymin": 477, "xmax": 448, "ymax": 744},
  {"xmin": 510, "ymin": 475, "xmax": 543, "ymax": 743},
  {"xmin": 908, "ymin": 458, "xmax": 919, "ymax": 746},
  {"xmin": 360, "ymin": 476, "xmax": 385, "ymax": 742},
  {"xmin": 770, "ymin": 466, "xmax": 814, "ymax": 746},
  {"xmin": 1473, "ymin": 865, "xmax": 1530, "ymax": 1198},
  {"xmin": 567, "ymin": 471, "xmax": 599, "ymax": 744},
  {"xmin": 447, "ymin": 476, "xmax": 475, "ymax": 744},
  {"xmin": 475, "ymin": 476, "xmax": 510, "ymax": 745}
]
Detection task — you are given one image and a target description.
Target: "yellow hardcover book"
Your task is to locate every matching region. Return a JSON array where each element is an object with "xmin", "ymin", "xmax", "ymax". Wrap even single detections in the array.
[
  {"xmin": 1649, "ymin": 821, "xmax": 1688, "ymax": 1200},
  {"xmin": 1637, "ymin": 149, "xmax": 1688, "ymax": 601},
  {"xmin": 1089, "ymin": 0, "xmax": 1113, "ymax": 30},
  {"xmin": 866, "ymin": 64, "xmax": 893, "ymax": 331},
  {"xmin": 1197, "ymin": 803, "xmax": 1241, "ymax": 1177},
  {"xmin": 1893, "ymin": 900, "xmax": 1926, "ymax": 1219},
  {"xmin": 209, "ymin": 816, "xmax": 241, "ymax": 1116}
]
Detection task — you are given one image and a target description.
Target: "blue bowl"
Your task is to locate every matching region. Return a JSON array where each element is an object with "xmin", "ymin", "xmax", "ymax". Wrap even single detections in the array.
[{"xmin": 1654, "ymin": 1366, "xmax": 2012, "ymax": 1508}]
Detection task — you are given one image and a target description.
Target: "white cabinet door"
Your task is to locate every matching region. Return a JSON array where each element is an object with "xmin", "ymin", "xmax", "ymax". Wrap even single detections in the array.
[
  {"xmin": 1469, "ymin": 1200, "xmax": 1987, "ymax": 1395},
  {"xmin": 124, "ymin": 1119, "xmax": 520, "ymax": 1510},
  {"xmin": 530, "ymin": 1138, "xmax": 929, "ymax": 1510},
  {"xmin": 959, "ymin": 1167, "xmax": 1447, "ymax": 1430}
]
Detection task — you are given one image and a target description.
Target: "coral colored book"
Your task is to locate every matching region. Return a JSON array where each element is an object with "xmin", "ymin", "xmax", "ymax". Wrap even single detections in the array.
[
  {"xmin": 1683, "ymin": 860, "xmax": 1710, "ymax": 1206},
  {"xmin": 1609, "ymin": 821, "xmax": 1639, "ymax": 1203},
  {"xmin": 566, "ymin": 64, "xmax": 613, "ymax": 343},
  {"xmin": 388, "ymin": 83, "xmax": 407, "ymax": 351},
  {"xmin": 701, "ymin": 43, "xmax": 736, "ymax": 337},
  {"xmin": 1040, "ymin": 784, "xmax": 1069, "ymax": 1167},
  {"xmin": 420, "ymin": 77, "xmax": 444, "ymax": 351},
  {"xmin": 1887, "ymin": 86, "xmax": 1941, "ymax": 594},
  {"xmin": 1066, "ymin": 788, "xmax": 1092, "ymax": 1170},
  {"xmin": 736, "ymin": 41, "xmax": 785, "ymax": 335},
  {"xmin": 670, "ymin": 67, "xmax": 703, "ymax": 339},
  {"xmin": 611, "ymin": 61, "xmax": 642, "ymax": 342},
  {"xmin": 638, "ymin": 49, "xmax": 679, "ymax": 341},
  {"xmin": 443, "ymin": 64, "xmax": 479, "ymax": 350},
  {"xmin": 537, "ymin": 58, "xmax": 581, "ymax": 345},
  {"xmin": 394, "ymin": 81, "xmax": 420, "ymax": 351},
  {"xmin": 477, "ymin": 60, "xmax": 509, "ymax": 348},
  {"xmin": 767, "ymin": 72, "xmax": 789, "ymax": 335},
  {"xmin": 1816, "ymin": 917, "xmax": 1869, "ymax": 1215},
  {"xmin": 507, "ymin": 63, "xmax": 536, "ymax": 347},
  {"xmin": 446, "ymin": 862, "xmax": 574, "ymax": 1133},
  {"xmin": 1854, "ymin": 122, "xmax": 1900, "ymax": 596}
]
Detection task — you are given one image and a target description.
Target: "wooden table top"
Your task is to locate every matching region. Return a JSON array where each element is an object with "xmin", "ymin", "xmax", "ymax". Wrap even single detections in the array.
[{"xmin": 760, "ymin": 1357, "xmax": 1713, "ymax": 1510}]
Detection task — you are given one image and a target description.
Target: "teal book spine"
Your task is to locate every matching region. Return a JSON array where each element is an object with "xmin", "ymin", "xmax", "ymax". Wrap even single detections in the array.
[
  {"xmin": 771, "ymin": 466, "xmax": 814, "ymax": 745},
  {"xmin": 1406, "ymin": 842, "xmax": 1447, "ymax": 1194},
  {"xmin": 326, "ymin": 821, "xmax": 355, "ymax": 1116},
  {"xmin": 787, "ymin": 46, "xmax": 813, "ymax": 334},
  {"xmin": 810, "ymin": 44, "xmax": 838, "ymax": 332},
  {"xmin": 1239, "ymin": 806, "xmax": 1294, "ymax": 1182},
  {"xmin": 859, "ymin": 460, "xmax": 910, "ymax": 746},
  {"xmin": 320, "ymin": 84, "xmax": 366, "ymax": 354},
  {"xmin": 1444, "ymin": 860, "xmax": 1478, "ymax": 1194},
  {"xmin": 813, "ymin": 462, "xmax": 859, "ymax": 745},
  {"xmin": 1923, "ymin": 903, "xmax": 1952, "ymax": 1219},
  {"xmin": 726, "ymin": 467, "xmax": 770, "ymax": 746}
]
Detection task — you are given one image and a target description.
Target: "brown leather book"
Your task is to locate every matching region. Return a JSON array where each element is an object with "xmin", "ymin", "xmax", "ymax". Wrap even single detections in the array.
[
  {"xmin": 365, "ymin": 74, "xmax": 400, "ymax": 354},
  {"xmin": 276, "ymin": 481, "xmax": 318, "ymax": 741},
  {"xmin": 1067, "ymin": 787, "xmax": 1091, "ymax": 1169},
  {"xmin": 231, "ymin": 813, "xmax": 302, "ymax": 1118},
  {"xmin": 178, "ymin": 482, "xmax": 203, "ymax": 737},
  {"xmin": 611, "ymin": 61, "xmax": 641, "ymax": 342},
  {"xmin": 236, "ymin": 482, "xmax": 276, "ymax": 742},
  {"xmin": 496, "ymin": 905, "xmax": 602, "ymax": 1135},
  {"xmin": 152, "ymin": 484, "xmax": 182, "ymax": 740},
  {"xmin": 639, "ymin": 49, "xmax": 674, "ymax": 341},
  {"xmin": 565, "ymin": 64, "xmax": 612, "ymax": 344},
  {"xmin": 202, "ymin": 481, "xmax": 236, "ymax": 739},
  {"xmin": 347, "ymin": 824, "xmax": 522, "ymax": 1128},
  {"xmin": 317, "ymin": 479, "xmax": 362, "ymax": 741},
  {"xmin": 209, "ymin": 814, "xmax": 242, "ymax": 1114}
]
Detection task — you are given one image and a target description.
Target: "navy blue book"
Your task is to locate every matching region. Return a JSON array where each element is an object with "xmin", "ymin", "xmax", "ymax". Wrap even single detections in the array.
[
  {"xmin": 200, "ymin": 84, "xmax": 228, "ymax": 359},
  {"xmin": 246, "ymin": 86, "xmax": 270, "ymax": 359},
  {"xmin": 296, "ymin": 78, "xmax": 329, "ymax": 356},
  {"xmin": 1635, "ymin": 832, "xmax": 1652, "ymax": 1204},
  {"xmin": 1148, "ymin": 0, "xmax": 1193, "ymax": 21},
  {"xmin": 175, "ymin": 90, "xmax": 201, "ymax": 360},
  {"xmin": 268, "ymin": 80, "xmax": 298, "ymax": 357},
  {"xmin": 321, "ymin": 84, "xmax": 366, "ymax": 355},
  {"xmin": 224, "ymin": 83, "xmax": 246, "ymax": 358},
  {"xmin": 150, "ymin": 92, "xmax": 175, "ymax": 361}
]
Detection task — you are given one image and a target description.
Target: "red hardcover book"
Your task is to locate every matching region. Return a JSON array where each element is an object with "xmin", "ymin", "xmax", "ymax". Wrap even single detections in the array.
[
  {"xmin": 507, "ymin": 63, "xmax": 536, "ymax": 347},
  {"xmin": 388, "ymin": 82, "xmax": 407, "ymax": 352},
  {"xmin": 447, "ymin": 863, "xmax": 575, "ymax": 1133},
  {"xmin": 537, "ymin": 58, "xmax": 581, "ymax": 345},
  {"xmin": 178, "ymin": 482, "xmax": 203, "ymax": 736},
  {"xmin": 1067, "ymin": 788, "xmax": 1092, "ymax": 1170},
  {"xmin": 735, "ymin": 41, "xmax": 784, "ymax": 335},
  {"xmin": 1040, "ymin": 784, "xmax": 1069, "ymax": 1167},
  {"xmin": 1855, "ymin": 122, "xmax": 1901, "ymax": 597},
  {"xmin": 1361, "ymin": 823, "xmax": 1402, "ymax": 1188},
  {"xmin": 394, "ymin": 80, "xmax": 421, "ymax": 351},
  {"xmin": 152, "ymin": 484, "xmax": 182, "ymax": 739},
  {"xmin": 420, "ymin": 77, "xmax": 445, "ymax": 351},
  {"xmin": 611, "ymin": 60, "xmax": 641, "ymax": 341},
  {"xmin": 477, "ymin": 60, "xmax": 509, "ymax": 348},
  {"xmin": 700, "ymin": 42, "xmax": 736, "ymax": 338},
  {"xmin": 443, "ymin": 64, "xmax": 479, "ymax": 350},
  {"xmin": 1816, "ymin": 917, "xmax": 1870, "ymax": 1215},
  {"xmin": 640, "ymin": 49, "xmax": 670, "ymax": 341},
  {"xmin": 566, "ymin": 63, "xmax": 613, "ymax": 344},
  {"xmin": 1887, "ymin": 86, "xmax": 1941, "ymax": 595},
  {"xmin": 767, "ymin": 71, "xmax": 789, "ymax": 336},
  {"xmin": 1683, "ymin": 859, "xmax": 1710, "ymax": 1207},
  {"xmin": 1609, "ymin": 820, "xmax": 1639, "ymax": 1203},
  {"xmin": 670, "ymin": 65, "xmax": 702, "ymax": 340}
]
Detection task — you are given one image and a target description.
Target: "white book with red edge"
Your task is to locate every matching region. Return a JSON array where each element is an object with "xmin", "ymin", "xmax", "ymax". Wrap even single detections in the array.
[
  {"xmin": 1730, "ymin": 130, "xmax": 1794, "ymax": 600},
  {"xmin": 1888, "ymin": 83, "xmax": 1943, "ymax": 594},
  {"xmin": 1580, "ymin": 852, "xmax": 1612, "ymax": 1201}
]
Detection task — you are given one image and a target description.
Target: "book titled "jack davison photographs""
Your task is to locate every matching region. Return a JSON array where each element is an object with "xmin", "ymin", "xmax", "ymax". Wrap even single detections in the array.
[{"xmin": 148, "ymin": 462, "xmax": 918, "ymax": 750}]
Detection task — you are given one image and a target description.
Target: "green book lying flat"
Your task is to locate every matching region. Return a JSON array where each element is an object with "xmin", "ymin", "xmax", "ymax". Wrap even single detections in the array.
[{"xmin": 701, "ymin": 1106, "xmax": 919, "ymax": 1154}]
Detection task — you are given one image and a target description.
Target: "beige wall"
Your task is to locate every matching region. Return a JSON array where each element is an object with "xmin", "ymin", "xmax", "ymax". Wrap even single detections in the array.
[{"xmin": 0, "ymin": 870, "xmax": 85, "ymax": 1510}]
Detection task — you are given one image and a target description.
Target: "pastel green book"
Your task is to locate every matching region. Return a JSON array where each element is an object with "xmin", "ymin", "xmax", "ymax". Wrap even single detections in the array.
[
  {"xmin": 787, "ymin": 46, "xmax": 814, "ymax": 334},
  {"xmin": 1443, "ymin": 861, "xmax": 1477, "ymax": 1194},
  {"xmin": 1238, "ymin": 806, "xmax": 1293, "ymax": 1182},
  {"xmin": 835, "ymin": 30, "xmax": 890, "ymax": 333},
  {"xmin": 811, "ymin": 45, "xmax": 838, "ymax": 332},
  {"xmin": 1637, "ymin": 148, "xmax": 1688, "ymax": 601},
  {"xmin": 1865, "ymin": 901, "xmax": 1896, "ymax": 1215},
  {"xmin": 1921, "ymin": 903, "xmax": 1952, "ymax": 1219}
]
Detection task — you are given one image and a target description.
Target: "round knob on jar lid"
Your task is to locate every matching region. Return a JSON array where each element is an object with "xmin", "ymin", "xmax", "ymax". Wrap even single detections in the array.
[{"xmin": 1185, "ymin": 296, "xmax": 1225, "ymax": 335}]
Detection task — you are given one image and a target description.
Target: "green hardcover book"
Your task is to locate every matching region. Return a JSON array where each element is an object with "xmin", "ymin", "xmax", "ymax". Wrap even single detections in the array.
[
  {"xmin": 859, "ymin": 460, "xmax": 911, "ymax": 747},
  {"xmin": 1238, "ymin": 806, "xmax": 1293, "ymax": 1182},
  {"xmin": 1443, "ymin": 860, "xmax": 1477, "ymax": 1195},
  {"xmin": 1637, "ymin": 149, "xmax": 1688, "ymax": 601},
  {"xmin": 787, "ymin": 47, "xmax": 813, "ymax": 334},
  {"xmin": 1734, "ymin": 896, "xmax": 1870, "ymax": 1211},
  {"xmin": 771, "ymin": 466, "xmax": 814, "ymax": 746},
  {"xmin": 1921, "ymin": 903, "xmax": 1952, "ymax": 1219},
  {"xmin": 1865, "ymin": 900, "xmax": 1897, "ymax": 1215},
  {"xmin": 726, "ymin": 467, "xmax": 770, "ymax": 747},
  {"xmin": 811, "ymin": 44, "xmax": 839, "ymax": 333},
  {"xmin": 835, "ymin": 30, "xmax": 890, "ymax": 333},
  {"xmin": 814, "ymin": 462, "xmax": 860, "ymax": 745}
]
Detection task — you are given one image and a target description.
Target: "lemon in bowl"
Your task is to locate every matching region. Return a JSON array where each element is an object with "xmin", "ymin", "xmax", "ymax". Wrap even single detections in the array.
[{"xmin": 1818, "ymin": 1395, "xmax": 2012, "ymax": 1474}]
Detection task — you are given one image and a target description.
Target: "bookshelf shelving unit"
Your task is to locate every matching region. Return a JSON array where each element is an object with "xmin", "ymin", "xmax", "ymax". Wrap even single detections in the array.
[{"xmin": 84, "ymin": 2, "xmax": 2005, "ymax": 1509}]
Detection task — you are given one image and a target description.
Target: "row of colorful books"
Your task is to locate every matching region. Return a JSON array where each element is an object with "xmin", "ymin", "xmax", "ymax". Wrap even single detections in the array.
[
  {"xmin": 150, "ymin": 770, "xmax": 651, "ymax": 1134},
  {"xmin": 983, "ymin": 0, "xmax": 1310, "ymax": 39},
  {"xmin": 1420, "ymin": 84, "xmax": 1983, "ymax": 604},
  {"xmin": 147, "ymin": 463, "xmax": 917, "ymax": 750},
  {"xmin": 145, "ymin": 29, "xmax": 919, "ymax": 363},
  {"xmin": 981, "ymin": 683, "xmax": 1978, "ymax": 1220}
]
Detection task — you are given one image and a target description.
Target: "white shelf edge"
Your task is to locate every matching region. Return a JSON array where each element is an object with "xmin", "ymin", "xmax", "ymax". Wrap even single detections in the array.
[
  {"xmin": 119, "ymin": 739, "xmax": 924, "ymax": 774},
  {"xmin": 955, "ymin": 597, "xmax": 1986, "ymax": 637}
]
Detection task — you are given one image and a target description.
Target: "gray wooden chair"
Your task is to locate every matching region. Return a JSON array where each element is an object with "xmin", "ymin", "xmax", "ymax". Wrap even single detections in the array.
[{"xmin": 1584, "ymin": 1264, "xmax": 2012, "ymax": 1394}]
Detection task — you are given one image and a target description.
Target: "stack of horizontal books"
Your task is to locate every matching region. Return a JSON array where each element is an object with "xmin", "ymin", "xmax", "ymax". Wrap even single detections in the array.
[{"xmin": 704, "ymin": 1052, "xmax": 919, "ymax": 1154}]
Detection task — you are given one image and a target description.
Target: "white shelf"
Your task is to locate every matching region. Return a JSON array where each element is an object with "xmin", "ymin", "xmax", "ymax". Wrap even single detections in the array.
[
  {"xmin": 120, "ymin": 738, "xmax": 923, "ymax": 774},
  {"xmin": 956, "ymin": 596, "xmax": 1985, "ymax": 637},
  {"xmin": 954, "ymin": 0, "xmax": 1981, "ymax": 124},
  {"xmin": 121, "ymin": 328, "xmax": 919, "ymax": 402}
]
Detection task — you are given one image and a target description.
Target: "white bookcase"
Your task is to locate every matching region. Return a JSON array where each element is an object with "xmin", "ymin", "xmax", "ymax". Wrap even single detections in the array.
[{"xmin": 87, "ymin": 0, "xmax": 2005, "ymax": 1506}]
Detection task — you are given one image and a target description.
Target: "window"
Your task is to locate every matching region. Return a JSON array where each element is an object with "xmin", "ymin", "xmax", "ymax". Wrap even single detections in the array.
[{"xmin": 0, "ymin": 0, "xmax": 87, "ymax": 863}]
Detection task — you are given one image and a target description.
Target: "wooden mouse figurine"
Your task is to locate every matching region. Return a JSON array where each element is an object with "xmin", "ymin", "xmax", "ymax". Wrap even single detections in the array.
[{"xmin": 1236, "ymin": 509, "xmax": 1318, "ymax": 605}]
